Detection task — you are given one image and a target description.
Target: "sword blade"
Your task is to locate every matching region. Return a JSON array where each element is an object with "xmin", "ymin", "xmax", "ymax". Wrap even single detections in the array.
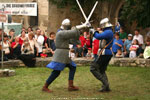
[
  {"xmin": 76, "ymin": 0, "xmax": 88, "ymax": 21},
  {"xmin": 86, "ymin": 1, "xmax": 98, "ymax": 22}
]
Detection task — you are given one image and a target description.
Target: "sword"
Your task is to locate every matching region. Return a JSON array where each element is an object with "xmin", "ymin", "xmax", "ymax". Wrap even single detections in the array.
[{"xmin": 76, "ymin": 0, "xmax": 98, "ymax": 23}]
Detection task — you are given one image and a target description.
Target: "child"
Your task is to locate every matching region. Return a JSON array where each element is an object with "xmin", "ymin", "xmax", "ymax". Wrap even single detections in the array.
[
  {"xmin": 41, "ymin": 49, "xmax": 48, "ymax": 58},
  {"xmin": 129, "ymin": 39, "xmax": 139, "ymax": 58},
  {"xmin": 116, "ymin": 49, "xmax": 123, "ymax": 58},
  {"xmin": 86, "ymin": 48, "xmax": 93, "ymax": 58},
  {"xmin": 76, "ymin": 44, "xmax": 83, "ymax": 57}
]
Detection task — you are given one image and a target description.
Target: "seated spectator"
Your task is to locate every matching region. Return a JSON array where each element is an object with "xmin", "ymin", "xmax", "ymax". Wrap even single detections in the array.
[
  {"xmin": 18, "ymin": 39, "xmax": 36, "ymax": 67},
  {"xmin": 143, "ymin": 37, "xmax": 150, "ymax": 59},
  {"xmin": 124, "ymin": 34, "xmax": 133, "ymax": 57},
  {"xmin": 1, "ymin": 35, "xmax": 11, "ymax": 60},
  {"xmin": 19, "ymin": 31, "xmax": 27, "ymax": 46},
  {"xmin": 129, "ymin": 39, "xmax": 139, "ymax": 58},
  {"xmin": 92, "ymin": 39, "xmax": 99, "ymax": 61},
  {"xmin": 132, "ymin": 29, "xmax": 144, "ymax": 56},
  {"xmin": 79, "ymin": 32, "xmax": 86, "ymax": 47},
  {"xmin": 11, "ymin": 37, "xmax": 21, "ymax": 59},
  {"xmin": 40, "ymin": 49, "xmax": 48, "ymax": 58},
  {"xmin": 76, "ymin": 44, "xmax": 83, "ymax": 57},
  {"xmin": 45, "ymin": 32, "xmax": 56, "ymax": 57},
  {"xmin": 8, "ymin": 29, "xmax": 15, "ymax": 43},
  {"xmin": 27, "ymin": 26, "xmax": 33, "ymax": 34},
  {"xmin": 86, "ymin": 48, "xmax": 93, "ymax": 59},
  {"xmin": 116, "ymin": 49, "xmax": 124, "ymax": 58},
  {"xmin": 28, "ymin": 32, "xmax": 39, "ymax": 56},
  {"xmin": 41, "ymin": 30, "xmax": 47, "ymax": 49},
  {"xmin": 69, "ymin": 49, "xmax": 75, "ymax": 59},
  {"xmin": 115, "ymin": 22, "xmax": 121, "ymax": 33},
  {"xmin": 119, "ymin": 27, "xmax": 127, "ymax": 42},
  {"xmin": 112, "ymin": 33, "xmax": 124, "ymax": 55}
]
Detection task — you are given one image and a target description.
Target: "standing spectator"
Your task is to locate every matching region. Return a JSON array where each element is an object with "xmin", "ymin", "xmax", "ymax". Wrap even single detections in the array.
[
  {"xmin": 119, "ymin": 27, "xmax": 127, "ymax": 42},
  {"xmin": 92, "ymin": 39, "xmax": 99, "ymax": 61},
  {"xmin": 124, "ymin": 34, "xmax": 133, "ymax": 57},
  {"xmin": 129, "ymin": 39, "xmax": 139, "ymax": 58},
  {"xmin": 45, "ymin": 32, "xmax": 56, "ymax": 57},
  {"xmin": 1, "ymin": 35, "xmax": 11, "ymax": 59},
  {"xmin": 132, "ymin": 29, "xmax": 144, "ymax": 56},
  {"xmin": 11, "ymin": 37, "xmax": 21, "ymax": 59},
  {"xmin": 28, "ymin": 32, "xmax": 39, "ymax": 57},
  {"xmin": 143, "ymin": 37, "xmax": 150, "ymax": 59},
  {"xmin": 19, "ymin": 31, "xmax": 27, "ymax": 46},
  {"xmin": 8, "ymin": 29, "xmax": 15, "ymax": 43},
  {"xmin": 115, "ymin": 22, "xmax": 121, "ymax": 33},
  {"xmin": 112, "ymin": 33, "xmax": 124, "ymax": 55},
  {"xmin": 35, "ymin": 28, "xmax": 44, "ymax": 56},
  {"xmin": 83, "ymin": 33, "xmax": 92, "ymax": 56}
]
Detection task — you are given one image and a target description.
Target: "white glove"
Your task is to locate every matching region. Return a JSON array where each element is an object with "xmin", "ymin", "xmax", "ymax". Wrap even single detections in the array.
[
  {"xmin": 76, "ymin": 22, "xmax": 91, "ymax": 30},
  {"xmin": 89, "ymin": 28, "xmax": 95, "ymax": 34}
]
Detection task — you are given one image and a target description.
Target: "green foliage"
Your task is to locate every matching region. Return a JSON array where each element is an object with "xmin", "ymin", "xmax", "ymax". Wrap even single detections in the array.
[{"xmin": 120, "ymin": 0, "xmax": 150, "ymax": 28}]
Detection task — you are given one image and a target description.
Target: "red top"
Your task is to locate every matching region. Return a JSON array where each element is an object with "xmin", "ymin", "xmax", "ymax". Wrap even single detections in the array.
[
  {"xmin": 79, "ymin": 36, "xmax": 86, "ymax": 47},
  {"xmin": 19, "ymin": 37, "xmax": 24, "ymax": 46},
  {"xmin": 40, "ymin": 53, "xmax": 48, "ymax": 57},
  {"xmin": 85, "ymin": 39, "xmax": 91, "ymax": 49},
  {"xmin": 92, "ymin": 39, "xmax": 99, "ymax": 54}
]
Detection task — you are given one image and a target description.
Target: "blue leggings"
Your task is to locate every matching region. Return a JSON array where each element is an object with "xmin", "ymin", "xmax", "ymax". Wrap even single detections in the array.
[{"xmin": 46, "ymin": 65, "xmax": 76, "ymax": 85}]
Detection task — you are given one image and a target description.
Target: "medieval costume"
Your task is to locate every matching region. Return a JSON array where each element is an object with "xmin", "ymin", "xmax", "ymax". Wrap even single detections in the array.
[
  {"xmin": 90, "ymin": 18, "xmax": 113, "ymax": 92},
  {"xmin": 42, "ymin": 19, "xmax": 89, "ymax": 93}
]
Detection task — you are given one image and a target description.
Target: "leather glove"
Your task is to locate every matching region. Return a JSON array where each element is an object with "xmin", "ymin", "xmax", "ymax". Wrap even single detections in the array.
[
  {"xmin": 76, "ymin": 22, "xmax": 91, "ymax": 30},
  {"xmin": 89, "ymin": 28, "xmax": 95, "ymax": 34}
]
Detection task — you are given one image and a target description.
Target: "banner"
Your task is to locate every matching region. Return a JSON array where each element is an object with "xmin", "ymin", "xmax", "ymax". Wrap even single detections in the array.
[{"xmin": 0, "ymin": 3, "xmax": 37, "ymax": 16}]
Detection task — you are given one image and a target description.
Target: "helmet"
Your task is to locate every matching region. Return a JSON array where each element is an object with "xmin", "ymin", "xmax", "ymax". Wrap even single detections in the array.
[
  {"xmin": 61, "ymin": 19, "xmax": 71, "ymax": 30},
  {"xmin": 100, "ymin": 18, "xmax": 113, "ymax": 28}
]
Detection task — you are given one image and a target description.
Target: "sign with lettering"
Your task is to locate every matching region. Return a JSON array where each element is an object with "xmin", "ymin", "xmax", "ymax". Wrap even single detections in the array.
[
  {"xmin": 0, "ymin": 3, "xmax": 37, "ymax": 16},
  {"xmin": 0, "ymin": 14, "xmax": 7, "ymax": 22}
]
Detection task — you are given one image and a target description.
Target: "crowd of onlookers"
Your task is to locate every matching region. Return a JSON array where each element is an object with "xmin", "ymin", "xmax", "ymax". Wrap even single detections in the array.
[{"xmin": 0, "ymin": 22, "xmax": 150, "ymax": 66}]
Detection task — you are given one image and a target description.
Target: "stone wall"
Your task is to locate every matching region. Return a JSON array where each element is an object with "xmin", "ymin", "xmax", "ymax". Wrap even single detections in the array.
[{"xmin": 0, "ymin": 57, "xmax": 150, "ymax": 68}]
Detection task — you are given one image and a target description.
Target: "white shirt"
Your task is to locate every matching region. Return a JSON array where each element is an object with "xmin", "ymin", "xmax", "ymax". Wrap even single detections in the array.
[
  {"xmin": 35, "ymin": 35, "xmax": 44, "ymax": 53},
  {"xmin": 29, "ymin": 39, "xmax": 38, "ymax": 54},
  {"xmin": 133, "ymin": 34, "xmax": 143, "ymax": 45},
  {"xmin": 1, "ymin": 41, "xmax": 10, "ymax": 54},
  {"xmin": 129, "ymin": 45, "xmax": 139, "ymax": 58}
]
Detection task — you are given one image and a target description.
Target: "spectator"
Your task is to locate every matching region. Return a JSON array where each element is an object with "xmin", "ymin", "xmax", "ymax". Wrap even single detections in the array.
[
  {"xmin": 83, "ymin": 33, "xmax": 92, "ymax": 56},
  {"xmin": 116, "ymin": 49, "xmax": 124, "ymax": 58},
  {"xmin": 35, "ymin": 28, "xmax": 44, "ymax": 56},
  {"xmin": 86, "ymin": 48, "xmax": 93, "ymax": 59},
  {"xmin": 18, "ymin": 38, "xmax": 36, "ymax": 67},
  {"xmin": 11, "ymin": 37, "xmax": 21, "ymax": 59},
  {"xmin": 132, "ymin": 29, "xmax": 144, "ymax": 56},
  {"xmin": 92, "ymin": 39, "xmax": 99, "ymax": 61},
  {"xmin": 76, "ymin": 44, "xmax": 83, "ymax": 57},
  {"xmin": 143, "ymin": 37, "xmax": 150, "ymax": 59},
  {"xmin": 124, "ymin": 34, "xmax": 133, "ymax": 57},
  {"xmin": 119, "ymin": 27, "xmax": 127, "ymax": 42},
  {"xmin": 22, "ymin": 27, "xmax": 27, "ymax": 32},
  {"xmin": 129, "ymin": 39, "xmax": 139, "ymax": 58},
  {"xmin": 41, "ymin": 30, "xmax": 47, "ymax": 49},
  {"xmin": 79, "ymin": 32, "xmax": 86, "ymax": 47},
  {"xmin": 112, "ymin": 33, "xmax": 124, "ymax": 55},
  {"xmin": 0, "ymin": 29, "xmax": 2, "ymax": 41},
  {"xmin": 28, "ymin": 32, "xmax": 39, "ymax": 57},
  {"xmin": 115, "ymin": 22, "xmax": 121, "ymax": 33},
  {"xmin": 27, "ymin": 26, "xmax": 33, "ymax": 33},
  {"xmin": 69, "ymin": 49, "xmax": 75, "ymax": 59},
  {"xmin": 40, "ymin": 49, "xmax": 48, "ymax": 58},
  {"xmin": 8, "ymin": 29, "xmax": 15, "ymax": 43},
  {"xmin": 45, "ymin": 32, "xmax": 56, "ymax": 57},
  {"xmin": 19, "ymin": 31, "xmax": 27, "ymax": 46},
  {"xmin": 1, "ymin": 35, "xmax": 11, "ymax": 59}
]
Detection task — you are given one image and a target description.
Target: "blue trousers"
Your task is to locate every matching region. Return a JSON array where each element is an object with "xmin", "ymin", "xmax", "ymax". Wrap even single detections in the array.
[{"xmin": 46, "ymin": 64, "xmax": 76, "ymax": 85}]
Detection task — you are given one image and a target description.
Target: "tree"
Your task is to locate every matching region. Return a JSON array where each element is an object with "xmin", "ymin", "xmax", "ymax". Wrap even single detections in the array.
[{"xmin": 120, "ymin": 0, "xmax": 150, "ymax": 28}]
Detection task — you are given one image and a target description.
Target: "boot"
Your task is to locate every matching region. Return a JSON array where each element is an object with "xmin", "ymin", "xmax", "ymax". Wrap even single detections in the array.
[
  {"xmin": 99, "ymin": 85, "xmax": 111, "ymax": 92},
  {"xmin": 68, "ymin": 80, "xmax": 79, "ymax": 91},
  {"xmin": 42, "ymin": 83, "xmax": 52, "ymax": 93}
]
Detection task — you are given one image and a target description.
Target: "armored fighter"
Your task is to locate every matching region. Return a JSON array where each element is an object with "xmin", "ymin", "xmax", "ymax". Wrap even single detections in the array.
[
  {"xmin": 42, "ymin": 19, "xmax": 90, "ymax": 93},
  {"xmin": 90, "ymin": 18, "xmax": 114, "ymax": 92}
]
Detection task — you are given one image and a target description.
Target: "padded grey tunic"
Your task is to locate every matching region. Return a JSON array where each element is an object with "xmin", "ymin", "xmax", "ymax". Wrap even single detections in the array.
[{"xmin": 52, "ymin": 28, "xmax": 80, "ymax": 64}]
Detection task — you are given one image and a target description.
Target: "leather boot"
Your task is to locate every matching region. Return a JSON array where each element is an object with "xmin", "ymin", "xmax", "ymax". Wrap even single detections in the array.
[
  {"xmin": 42, "ymin": 83, "xmax": 52, "ymax": 93},
  {"xmin": 68, "ymin": 80, "xmax": 79, "ymax": 91}
]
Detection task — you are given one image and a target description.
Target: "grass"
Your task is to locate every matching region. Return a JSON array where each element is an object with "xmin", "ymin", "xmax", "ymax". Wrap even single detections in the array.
[{"xmin": 0, "ymin": 66, "xmax": 150, "ymax": 100}]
